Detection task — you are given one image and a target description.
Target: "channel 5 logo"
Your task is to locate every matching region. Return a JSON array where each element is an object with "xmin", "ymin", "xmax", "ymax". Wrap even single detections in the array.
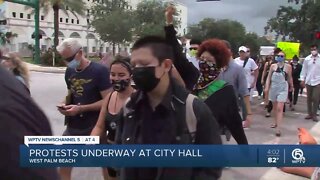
[{"xmin": 291, "ymin": 148, "xmax": 306, "ymax": 164}]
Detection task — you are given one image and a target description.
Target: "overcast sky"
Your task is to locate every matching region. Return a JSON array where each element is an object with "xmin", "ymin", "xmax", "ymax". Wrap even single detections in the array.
[{"xmin": 177, "ymin": 0, "xmax": 298, "ymax": 36}]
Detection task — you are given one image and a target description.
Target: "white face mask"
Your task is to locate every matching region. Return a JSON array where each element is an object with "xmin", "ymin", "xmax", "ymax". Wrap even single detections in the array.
[{"xmin": 311, "ymin": 50, "xmax": 318, "ymax": 56}]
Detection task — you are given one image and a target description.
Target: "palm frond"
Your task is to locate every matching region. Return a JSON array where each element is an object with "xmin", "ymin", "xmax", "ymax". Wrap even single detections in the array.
[{"xmin": 63, "ymin": 0, "xmax": 86, "ymax": 17}]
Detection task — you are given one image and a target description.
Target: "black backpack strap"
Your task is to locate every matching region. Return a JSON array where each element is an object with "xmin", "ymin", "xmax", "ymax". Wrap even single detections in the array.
[
  {"xmin": 172, "ymin": 95, "xmax": 195, "ymax": 144},
  {"xmin": 243, "ymin": 57, "xmax": 249, "ymax": 68},
  {"xmin": 185, "ymin": 94, "xmax": 197, "ymax": 143}
]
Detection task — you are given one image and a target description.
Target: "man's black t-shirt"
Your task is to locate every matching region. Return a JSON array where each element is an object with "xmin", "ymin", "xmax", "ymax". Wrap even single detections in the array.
[
  {"xmin": 0, "ymin": 67, "xmax": 59, "ymax": 180},
  {"xmin": 64, "ymin": 61, "xmax": 111, "ymax": 135}
]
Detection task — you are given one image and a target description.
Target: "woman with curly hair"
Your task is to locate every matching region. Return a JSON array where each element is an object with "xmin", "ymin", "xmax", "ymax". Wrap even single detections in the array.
[
  {"xmin": 193, "ymin": 39, "xmax": 248, "ymax": 144},
  {"xmin": 1, "ymin": 53, "xmax": 30, "ymax": 89}
]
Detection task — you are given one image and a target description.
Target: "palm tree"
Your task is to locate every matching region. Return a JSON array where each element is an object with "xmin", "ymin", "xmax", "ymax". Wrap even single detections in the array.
[
  {"xmin": 32, "ymin": 0, "xmax": 86, "ymax": 48},
  {"xmin": 0, "ymin": 31, "xmax": 18, "ymax": 45}
]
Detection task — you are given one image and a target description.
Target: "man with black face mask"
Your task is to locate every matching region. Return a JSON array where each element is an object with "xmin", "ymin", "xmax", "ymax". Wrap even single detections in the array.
[{"xmin": 115, "ymin": 36, "xmax": 222, "ymax": 180}]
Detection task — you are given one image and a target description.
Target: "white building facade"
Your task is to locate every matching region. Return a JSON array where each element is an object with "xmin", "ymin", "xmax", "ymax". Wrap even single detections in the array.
[{"xmin": 3, "ymin": 0, "xmax": 187, "ymax": 57}]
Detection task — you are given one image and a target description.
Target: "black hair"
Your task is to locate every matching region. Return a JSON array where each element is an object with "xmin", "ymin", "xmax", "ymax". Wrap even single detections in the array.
[
  {"xmin": 292, "ymin": 55, "xmax": 299, "ymax": 61},
  {"xmin": 110, "ymin": 55, "xmax": 132, "ymax": 74},
  {"xmin": 311, "ymin": 44, "xmax": 318, "ymax": 49},
  {"xmin": 190, "ymin": 39, "xmax": 202, "ymax": 45},
  {"xmin": 274, "ymin": 47, "xmax": 282, "ymax": 55},
  {"xmin": 132, "ymin": 36, "xmax": 174, "ymax": 63}
]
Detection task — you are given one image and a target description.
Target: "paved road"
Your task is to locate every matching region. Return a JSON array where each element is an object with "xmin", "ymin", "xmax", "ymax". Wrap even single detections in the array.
[{"xmin": 29, "ymin": 71, "xmax": 317, "ymax": 180}]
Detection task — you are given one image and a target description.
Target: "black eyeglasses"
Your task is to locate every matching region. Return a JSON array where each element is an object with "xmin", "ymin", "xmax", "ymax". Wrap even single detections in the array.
[
  {"xmin": 276, "ymin": 55, "xmax": 284, "ymax": 58},
  {"xmin": 65, "ymin": 49, "xmax": 81, "ymax": 62},
  {"xmin": 189, "ymin": 47, "xmax": 198, "ymax": 51},
  {"xmin": 65, "ymin": 54, "xmax": 76, "ymax": 62}
]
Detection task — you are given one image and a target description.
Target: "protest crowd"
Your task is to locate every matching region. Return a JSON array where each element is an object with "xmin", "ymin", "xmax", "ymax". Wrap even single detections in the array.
[{"xmin": 1, "ymin": 5, "xmax": 320, "ymax": 180}]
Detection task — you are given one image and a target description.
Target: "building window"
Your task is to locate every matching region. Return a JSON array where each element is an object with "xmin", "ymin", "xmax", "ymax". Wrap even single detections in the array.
[
  {"xmin": 66, "ymin": 6, "xmax": 69, "ymax": 10},
  {"xmin": 92, "ymin": 47, "xmax": 96, "ymax": 52},
  {"xmin": 77, "ymin": 20, "xmax": 80, "ymax": 24},
  {"xmin": 66, "ymin": 18, "xmax": 69, "ymax": 23},
  {"xmin": 87, "ymin": 19, "xmax": 90, "ymax": 24},
  {"xmin": 71, "ymin": 19, "xmax": 74, "ymax": 24},
  {"xmin": 60, "ymin": 18, "xmax": 63, "ymax": 22},
  {"xmin": 12, "ymin": 12, "xmax": 16, "ymax": 18},
  {"xmin": 41, "ymin": 16, "xmax": 44, "ymax": 20},
  {"xmin": 27, "ymin": 14, "xmax": 31, "ymax": 19},
  {"xmin": 106, "ymin": 47, "xmax": 109, "ymax": 52},
  {"xmin": 20, "ymin": 13, "xmax": 23, "ymax": 18}
]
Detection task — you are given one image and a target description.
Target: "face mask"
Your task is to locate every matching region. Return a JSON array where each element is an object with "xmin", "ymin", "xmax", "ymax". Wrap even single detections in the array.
[
  {"xmin": 132, "ymin": 66, "xmax": 163, "ymax": 92},
  {"xmin": 189, "ymin": 49, "xmax": 197, "ymax": 57},
  {"xmin": 311, "ymin": 50, "xmax": 318, "ymax": 56},
  {"xmin": 111, "ymin": 79, "xmax": 130, "ymax": 92},
  {"xmin": 196, "ymin": 60, "xmax": 220, "ymax": 89},
  {"xmin": 275, "ymin": 56, "xmax": 285, "ymax": 63},
  {"xmin": 67, "ymin": 59, "xmax": 80, "ymax": 69}
]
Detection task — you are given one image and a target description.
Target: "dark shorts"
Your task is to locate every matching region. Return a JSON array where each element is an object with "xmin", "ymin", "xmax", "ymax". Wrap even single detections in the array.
[
  {"xmin": 62, "ymin": 126, "xmax": 94, "ymax": 136},
  {"xmin": 107, "ymin": 167, "xmax": 117, "ymax": 177}
]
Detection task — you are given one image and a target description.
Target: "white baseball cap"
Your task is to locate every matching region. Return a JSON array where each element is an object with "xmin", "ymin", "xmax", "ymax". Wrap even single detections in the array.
[{"xmin": 238, "ymin": 46, "xmax": 248, "ymax": 52}]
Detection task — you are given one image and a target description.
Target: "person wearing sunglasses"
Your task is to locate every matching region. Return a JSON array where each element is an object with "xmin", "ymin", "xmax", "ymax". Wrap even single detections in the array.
[
  {"xmin": 56, "ymin": 38, "xmax": 112, "ymax": 180},
  {"xmin": 300, "ymin": 44, "xmax": 320, "ymax": 122},
  {"xmin": 264, "ymin": 50, "xmax": 294, "ymax": 137}
]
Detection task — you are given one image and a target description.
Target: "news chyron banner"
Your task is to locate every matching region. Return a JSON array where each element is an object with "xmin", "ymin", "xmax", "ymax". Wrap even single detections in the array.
[{"xmin": 21, "ymin": 136, "xmax": 320, "ymax": 167}]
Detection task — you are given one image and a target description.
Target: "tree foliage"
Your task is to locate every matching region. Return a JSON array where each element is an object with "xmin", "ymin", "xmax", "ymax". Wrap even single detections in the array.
[
  {"xmin": 187, "ymin": 18, "xmax": 272, "ymax": 56},
  {"xmin": 35, "ymin": 0, "xmax": 86, "ymax": 48},
  {"xmin": 38, "ymin": 0, "xmax": 86, "ymax": 18},
  {"xmin": 265, "ymin": 1, "xmax": 320, "ymax": 54},
  {"xmin": 90, "ymin": 0, "xmax": 134, "ymax": 55},
  {"xmin": 134, "ymin": 0, "xmax": 181, "ymax": 37},
  {"xmin": 90, "ymin": 0, "xmax": 181, "ymax": 54}
]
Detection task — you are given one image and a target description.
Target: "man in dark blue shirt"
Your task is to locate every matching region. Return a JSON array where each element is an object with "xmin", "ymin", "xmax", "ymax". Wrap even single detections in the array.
[{"xmin": 56, "ymin": 38, "xmax": 111, "ymax": 179}]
